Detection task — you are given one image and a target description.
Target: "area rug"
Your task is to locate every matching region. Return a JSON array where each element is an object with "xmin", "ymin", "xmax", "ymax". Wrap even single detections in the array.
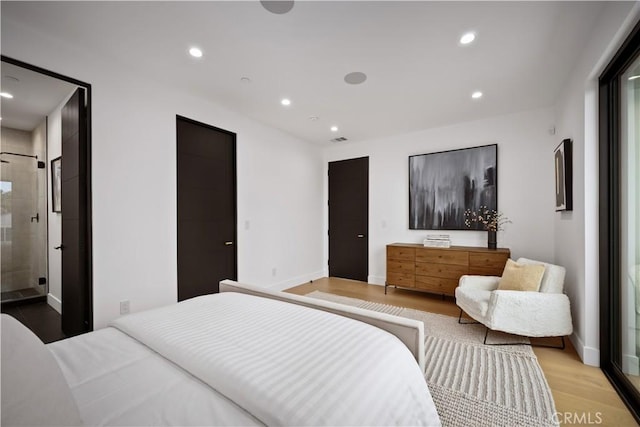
[{"xmin": 306, "ymin": 291, "xmax": 558, "ymax": 427}]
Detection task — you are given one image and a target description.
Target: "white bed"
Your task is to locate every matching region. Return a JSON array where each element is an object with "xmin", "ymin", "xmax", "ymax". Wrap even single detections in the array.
[{"xmin": 1, "ymin": 281, "xmax": 441, "ymax": 426}]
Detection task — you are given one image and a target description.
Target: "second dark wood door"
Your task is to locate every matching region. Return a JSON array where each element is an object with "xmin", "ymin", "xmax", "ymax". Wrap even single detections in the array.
[
  {"xmin": 176, "ymin": 116, "xmax": 237, "ymax": 301},
  {"xmin": 328, "ymin": 157, "xmax": 369, "ymax": 282}
]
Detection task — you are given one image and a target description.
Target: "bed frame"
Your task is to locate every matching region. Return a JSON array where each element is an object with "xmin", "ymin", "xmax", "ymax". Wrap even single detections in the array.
[{"xmin": 219, "ymin": 280, "xmax": 425, "ymax": 371}]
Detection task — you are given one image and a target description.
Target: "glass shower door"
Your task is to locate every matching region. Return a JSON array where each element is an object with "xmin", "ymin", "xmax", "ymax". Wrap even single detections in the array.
[{"xmin": 0, "ymin": 131, "xmax": 48, "ymax": 302}]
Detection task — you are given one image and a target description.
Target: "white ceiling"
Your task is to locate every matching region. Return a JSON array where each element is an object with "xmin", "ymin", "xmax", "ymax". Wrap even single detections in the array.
[
  {"xmin": 0, "ymin": 62, "xmax": 78, "ymax": 131},
  {"xmin": 1, "ymin": 1, "xmax": 605, "ymax": 144}
]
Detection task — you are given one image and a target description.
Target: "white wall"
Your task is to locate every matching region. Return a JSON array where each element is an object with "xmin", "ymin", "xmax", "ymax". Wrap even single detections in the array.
[
  {"xmin": 553, "ymin": 2, "xmax": 639, "ymax": 366},
  {"xmin": 323, "ymin": 107, "xmax": 557, "ymax": 284},
  {"xmin": 3, "ymin": 19, "xmax": 325, "ymax": 329}
]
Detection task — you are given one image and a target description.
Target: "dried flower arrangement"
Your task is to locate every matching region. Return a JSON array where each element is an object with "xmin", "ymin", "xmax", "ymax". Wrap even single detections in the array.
[{"xmin": 464, "ymin": 207, "xmax": 511, "ymax": 232}]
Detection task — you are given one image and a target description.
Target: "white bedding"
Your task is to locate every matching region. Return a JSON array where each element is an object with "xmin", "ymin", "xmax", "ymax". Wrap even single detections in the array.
[
  {"xmin": 48, "ymin": 327, "xmax": 263, "ymax": 426},
  {"xmin": 111, "ymin": 292, "xmax": 439, "ymax": 426},
  {"xmin": 46, "ymin": 291, "xmax": 440, "ymax": 426}
]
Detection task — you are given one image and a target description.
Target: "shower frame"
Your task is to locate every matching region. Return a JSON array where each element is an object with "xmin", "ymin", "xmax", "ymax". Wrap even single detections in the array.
[{"xmin": 0, "ymin": 150, "xmax": 48, "ymax": 302}]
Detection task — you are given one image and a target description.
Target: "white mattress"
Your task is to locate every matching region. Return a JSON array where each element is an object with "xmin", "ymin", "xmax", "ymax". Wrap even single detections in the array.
[
  {"xmin": 50, "ymin": 292, "xmax": 441, "ymax": 426},
  {"xmin": 48, "ymin": 327, "xmax": 263, "ymax": 426}
]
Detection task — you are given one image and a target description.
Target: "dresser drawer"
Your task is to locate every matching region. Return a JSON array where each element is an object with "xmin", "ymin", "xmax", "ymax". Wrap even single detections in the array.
[
  {"xmin": 387, "ymin": 272, "xmax": 415, "ymax": 288},
  {"xmin": 415, "ymin": 263, "xmax": 468, "ymax": 279},
  {"xmin": 469, "ymin": 266, "xmax": 506, "ymax": 276},
  {"xmin": 388, "ymin": 259, "xmax": 415, "ymax": 274},
  {"xmin": 415, "ymin": 248, "xmax": 469, "ymax": 266},
  {"xmin": 415, "ymin": 276, "xmax": 458, "ymax": 296},
  {"xmin": 469, "ymin": 252, "xmax": 509, "ymax": 269},
  {"xmin": 387, "ymin": 246, "xmax": 415, "ymax": 261}
]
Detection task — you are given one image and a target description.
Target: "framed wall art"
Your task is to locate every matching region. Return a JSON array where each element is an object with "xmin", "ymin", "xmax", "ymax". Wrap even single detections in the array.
[
  {"xmin": 51, "ymin": 156, "xmax": 61, "ymax": 213},
  {"xmin": 409, "ymin": 144, "xmax": 497, "ymax": 230},
  {"xmin": 554, "ymin": 138, "xmax": 572, "ymax": 211}
]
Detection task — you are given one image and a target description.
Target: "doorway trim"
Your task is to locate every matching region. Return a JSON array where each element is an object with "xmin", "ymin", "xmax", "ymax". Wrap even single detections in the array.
[{"xmin": 1, "ymin": 55, "xmax": 94, "ymax": 330}]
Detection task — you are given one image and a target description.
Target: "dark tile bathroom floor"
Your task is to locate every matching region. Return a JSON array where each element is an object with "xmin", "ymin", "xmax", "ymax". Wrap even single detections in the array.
[
  {"xmin": 1, "ymin": 301, "xmax": 66, "ymax": 343},
  {"xmin": 1, "ymin": 287, "xmax": 43, "ymax": 300}
]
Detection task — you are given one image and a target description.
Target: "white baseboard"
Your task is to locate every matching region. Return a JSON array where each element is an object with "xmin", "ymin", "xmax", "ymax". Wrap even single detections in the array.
[
  {"xmin": 368, "ymin": 275, "xmax": 385, "ymax": 286},
  {"xmin": 582, "ymin": 346, "xmax": 600, "ymax": 367},
  {"xmin": 570, "ymin": 332, "xmax": 600, "ymax": 367},
  {"xmin": 266, "ymin": 270, "xmax": 326, "ymax": 291},
  {"xmin": 47, "ymin": 293, "xmax": 62, "ymax": 314},
  {"xmin": 569, "ymin": 333, "xmax": 583, "ymax": 360}
]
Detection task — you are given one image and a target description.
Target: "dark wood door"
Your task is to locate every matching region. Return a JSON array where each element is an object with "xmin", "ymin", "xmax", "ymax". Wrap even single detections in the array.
[
  {"xmin": 328, "ymin": 157, "xmax": 368, "ymax": 281},
  {"xmin": 177, "ymin": 116, "xmax": 237, "ymax": 301},
  {"xmin": 61, "ymin": 88, "xmax": 90, "ymax": 336}
]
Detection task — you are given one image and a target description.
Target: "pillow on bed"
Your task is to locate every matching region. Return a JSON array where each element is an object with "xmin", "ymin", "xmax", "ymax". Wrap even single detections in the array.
[{"xmin": 1, "ymin": 314, "xmax": 83, "ymax": 426}]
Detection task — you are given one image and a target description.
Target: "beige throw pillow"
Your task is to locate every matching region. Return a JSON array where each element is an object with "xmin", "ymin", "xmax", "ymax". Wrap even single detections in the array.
[{"xmin": 497, "ymin": 259, "xmax": 545, "ymax": 292}]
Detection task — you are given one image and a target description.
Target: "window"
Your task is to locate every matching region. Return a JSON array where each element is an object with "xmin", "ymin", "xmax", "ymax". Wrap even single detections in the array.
[
  {"xmin": 599, "ymin": 18, "xmax": 640, "ymax": 422},
  {"xmin": 0, "ymin": 181, "xmax": 12, "ymax": 243}
]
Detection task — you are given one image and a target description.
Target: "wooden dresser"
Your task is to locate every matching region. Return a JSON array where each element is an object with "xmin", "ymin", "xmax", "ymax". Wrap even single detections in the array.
[{"xmin": 386, "ymin": 243, "xmax": 510, "ymax": 296}]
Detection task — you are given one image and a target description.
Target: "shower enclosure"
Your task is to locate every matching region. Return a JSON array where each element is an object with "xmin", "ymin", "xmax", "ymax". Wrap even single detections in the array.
[{"xmin": 1, "ymin": 125, "xmax": 48, "ymax": 302}]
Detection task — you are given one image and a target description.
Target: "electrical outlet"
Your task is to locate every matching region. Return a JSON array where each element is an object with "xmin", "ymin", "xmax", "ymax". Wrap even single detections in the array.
[
  {"xmin": 120, "ymin": 300, "xmax": 130, "ymax": 315},
  {"xmin": 272, "ymin": 268, "xmax": 277, "ymax": 277}
]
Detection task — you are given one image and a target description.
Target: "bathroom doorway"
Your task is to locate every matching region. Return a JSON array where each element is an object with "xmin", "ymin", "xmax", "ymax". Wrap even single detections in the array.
[{"xmin": 1, "ymin": 56, "xmax": 92, "ymax": 336}]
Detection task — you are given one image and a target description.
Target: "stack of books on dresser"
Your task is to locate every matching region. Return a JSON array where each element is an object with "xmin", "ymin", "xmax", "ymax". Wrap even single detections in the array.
[{"xmin": 423, "ymin": 234, "xmax": 451, "ymax": 248}]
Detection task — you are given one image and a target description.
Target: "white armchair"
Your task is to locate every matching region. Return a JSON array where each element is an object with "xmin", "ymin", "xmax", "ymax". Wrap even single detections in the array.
[{"xmin": 455, "ymin": 258, "xmax": 573, "ymax": 347}]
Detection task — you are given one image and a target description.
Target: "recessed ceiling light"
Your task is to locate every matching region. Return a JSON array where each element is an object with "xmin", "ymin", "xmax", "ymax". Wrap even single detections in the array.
[
  {"xmin": 344, "ymin": 72, "xmax": 367, "ymax": 85},
  {"xmin": 281, "ymin": 98, "xmax": 291, "ymax": 106},
  {"xmin": 330, "ymin": 126, "xmax": 338, "ymax": 132},
  {"xmin": 189, "ymin": 47, "xmax": 203, "ymax": 58},
  {"xmin": 460, "ymin": 32, "xmax": 476, "ymax": 45},
  {"xmin": 0, "ymin": 92, "xmax": 14, "ymax": 99},
  {"xmin": 240, "ymin": 77, "xmax": 252, "ymax": 84},
  {"xmin": 471, "ymin": 91, "xmax": 483, "ymax": 99},
  {"xmin": 260, "ymin": 0, "xmax": 294, "ymax": 14},
  {"xmin": 629, "ymin": 75, "xmax": 640, "ymax": 80},
  {"xmin": 308, "ymin": 116, "xmax": 319, "ymax": 121}
]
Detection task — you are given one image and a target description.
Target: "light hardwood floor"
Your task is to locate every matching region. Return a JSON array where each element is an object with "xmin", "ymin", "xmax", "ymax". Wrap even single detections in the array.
[{"xmin": 286, "ymin": 277, "xmax": 638, "ymax": 427}]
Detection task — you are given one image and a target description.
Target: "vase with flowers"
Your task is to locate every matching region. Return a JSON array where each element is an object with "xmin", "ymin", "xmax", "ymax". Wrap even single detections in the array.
[{"xmin": 464, "ymin": 206, "xmax": 511, "ymax": 249}]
